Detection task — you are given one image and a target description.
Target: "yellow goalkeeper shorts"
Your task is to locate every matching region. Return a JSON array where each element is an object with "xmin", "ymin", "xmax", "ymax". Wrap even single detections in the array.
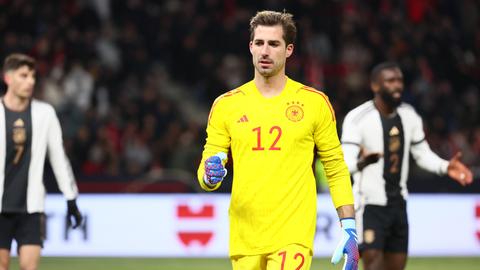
[{"xmin": 231, "ymin": 243, "xmax": 312, "ymax": 270}]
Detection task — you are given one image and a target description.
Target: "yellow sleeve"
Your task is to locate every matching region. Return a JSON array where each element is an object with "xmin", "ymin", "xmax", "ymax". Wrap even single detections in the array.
[
  {"xmin": 197, "ymin": 96, "xmax": 230, "ymax": 191},
  {"xmin": 313, "ymin": 93, "xmax": 354, "ymax": 208}
]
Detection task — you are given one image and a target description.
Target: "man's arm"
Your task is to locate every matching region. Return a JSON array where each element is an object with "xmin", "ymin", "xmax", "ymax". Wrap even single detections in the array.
[
  {"xmin": 341, "ymin": 143, "xmax": 362, "ymax": 173},
  {"xmin": 46, "ymin": 107, "xmax": 78, "ymax": 199},
  {"xmin": 337, "ymin": 204, "xmax": 355, "ymax": 219},
  {"xmin": 410, "ymin": 139, "xmax": 451, "ymax": 175},
  {"xmin": 356, "ymin": 151, "xmax": 382, "ymax": 171},
  {"xmin": 46, "ymin": 107, "xmax": 82, "ymax": 228},
  {"xmin": 409, "ymin": 110, "xmax": 473, "ymax": 185},
  {"xmin": 312, "ymin": 93, "xmax": 358, "ymax": 268},
  {"xmin": 197, "ymin": 96, "xmax": 231, "ymax": 191},
  {"xmin": 340, "ymin": 111, "xmax": 361, "ymax": 174}
]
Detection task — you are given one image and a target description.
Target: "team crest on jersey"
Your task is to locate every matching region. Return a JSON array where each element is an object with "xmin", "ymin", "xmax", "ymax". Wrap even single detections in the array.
[
  {"xmin": 285, "ymin": 101, "xmax": 304, "ymax": 122},
  {"xmin": 389, "ymin": 126, "xmax": 400, "ymax": 152},
  {"xmin": 13, "ymin": 118, "xmax": 26, "ymax": 144}
]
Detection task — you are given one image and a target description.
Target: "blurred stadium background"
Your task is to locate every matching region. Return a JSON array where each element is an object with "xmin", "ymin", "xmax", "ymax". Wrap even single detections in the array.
[{"xmin": 1, "ymin": 0, "xmax": 479, "ymax": 269}]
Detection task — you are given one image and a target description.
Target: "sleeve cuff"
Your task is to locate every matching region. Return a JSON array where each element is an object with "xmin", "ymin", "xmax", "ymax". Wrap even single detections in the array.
[{"xmin": 439, "ymin": 160, "xmax": 449, "ymax": 175}]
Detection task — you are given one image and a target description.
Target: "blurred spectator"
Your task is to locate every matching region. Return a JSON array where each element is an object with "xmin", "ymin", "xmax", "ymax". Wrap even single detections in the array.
[{"xmin": 63, "ymin": 62, "xmax": 94, "ymax": 112}]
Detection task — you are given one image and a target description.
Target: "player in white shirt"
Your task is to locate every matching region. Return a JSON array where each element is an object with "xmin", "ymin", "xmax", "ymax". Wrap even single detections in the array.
[
  {"xmin": 0, "ymin": 53, "xmax": 83, "ymax": 270},
  {"xmin": 341, "ymin": 62, "xmax": 473, "ymax": 270}
]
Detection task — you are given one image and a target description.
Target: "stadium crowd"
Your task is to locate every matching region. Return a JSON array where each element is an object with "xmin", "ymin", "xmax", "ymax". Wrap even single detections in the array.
[{"xmin": 0, "ymin": 0, "xmax": 478, "ymax": 192}]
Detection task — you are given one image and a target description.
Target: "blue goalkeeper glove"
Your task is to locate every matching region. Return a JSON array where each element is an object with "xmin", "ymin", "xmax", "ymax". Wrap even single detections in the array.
[
  {"xmin": 203, "ymin": 152, "xmax": 228, "ymax": 186},
  {"xmin": 331, "ymin": 218, "xmax": 359, "ymax": 270}
]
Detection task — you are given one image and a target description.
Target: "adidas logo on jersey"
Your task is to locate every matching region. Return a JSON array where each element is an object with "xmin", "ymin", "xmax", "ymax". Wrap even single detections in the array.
[{"xmin": 237, "ymin": 115, "xmax": 249, "ymax": 123}]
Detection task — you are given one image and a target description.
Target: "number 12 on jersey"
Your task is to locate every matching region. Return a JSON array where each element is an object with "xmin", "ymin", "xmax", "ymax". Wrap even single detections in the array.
[{"xmin": 252, "ymin": 126, "xmax": 282, "ymax": 151}]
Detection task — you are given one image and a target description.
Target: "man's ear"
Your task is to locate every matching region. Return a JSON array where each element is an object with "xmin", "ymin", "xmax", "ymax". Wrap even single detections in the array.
[
  {"xmin": 3, "ymin": 73, "xmax": 10, "ymax": 85},
  {"xmin": 371, "ymin": 81, "xmax": 379, "ymax": 94},
  {"xmin": 286, "ymin": 44, "xmax": 294, "ymax": 58},
  {"xmin": 249, "ymin": 41, "xmax": 253, "ymax": 55}
]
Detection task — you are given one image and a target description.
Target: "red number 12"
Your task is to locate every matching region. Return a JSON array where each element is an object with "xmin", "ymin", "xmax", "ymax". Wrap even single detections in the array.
[
  {"xmin": 278, "ymin": 251, "xmax": 305, "ymax": 270},
  {"xmin": 252, "ymin": 126, "xmax": 282, "ymax": 151}
]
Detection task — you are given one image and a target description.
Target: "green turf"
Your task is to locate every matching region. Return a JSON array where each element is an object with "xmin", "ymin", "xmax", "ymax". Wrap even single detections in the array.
[{"xmin": 8, "ymin": 257, "xmax": 480, "ymax": 270}]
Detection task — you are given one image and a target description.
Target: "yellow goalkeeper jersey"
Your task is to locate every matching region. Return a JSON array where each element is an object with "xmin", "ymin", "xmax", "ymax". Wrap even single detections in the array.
[{"xmin": 197, "ymin": 77, "xmax": 354, "ymax": 256}]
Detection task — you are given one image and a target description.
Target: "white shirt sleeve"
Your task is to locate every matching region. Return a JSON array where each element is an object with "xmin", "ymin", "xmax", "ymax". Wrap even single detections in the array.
[
  {"xmin": 341, "ymin": 112, "xmax": 362, "ymax": 173},
  {"xmin": 47, "ymin": 108, "xmax": 79, "ymax": 200},
  {"xmin": 409, "ymin": 111, "xmax": 449, "ymax": 175}
]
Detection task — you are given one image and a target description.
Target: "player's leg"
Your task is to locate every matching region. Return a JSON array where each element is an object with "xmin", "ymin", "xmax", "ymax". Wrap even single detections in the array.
[
  {"xmin": 384, "ymin": 252, "xmax": 407, "ymax": 270},
  {"xmin": 15, "ymin": 213, "xmax": 45, "ymax": 270},
  {"xmin": 266, "ymin": 244, "xmax": 312, "ymax": 270},
  {"xmin": 361, "ymin": 249, "xmax": 384, "ymax": 270},
  {"xmin": 0, "ymin": 249, "xmax": 10, "ymax": 270},
  {"xmin": 358, "ymin": 205, "xmax": 388, "ymax": 270},
  {"xmin": 0, "ymin": 213, "xmax": 16, "ymax": 270},
  {"xmin": 231, "ymin": 254, "xmax": 267, "ymax": 270},
  {"xmin": 384, "ymin": 203, "xmax": 408, "ymax": 270},
  {"xmin": 17, "ymin": 245, "xmax": 41, "ymax": 270}
]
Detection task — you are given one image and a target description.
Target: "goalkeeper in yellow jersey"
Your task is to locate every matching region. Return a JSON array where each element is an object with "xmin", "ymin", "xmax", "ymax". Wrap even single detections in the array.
[{"xmin": 197, "ymin": 10, "xmax": 358, "ymax": 270}]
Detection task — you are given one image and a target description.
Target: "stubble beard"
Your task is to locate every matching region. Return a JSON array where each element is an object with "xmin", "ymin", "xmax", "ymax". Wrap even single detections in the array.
[
  {"xmin": 255, "ymin": 60, "xmax": 283, "ymax": 78},
  {"xmin": 14, "ymin": 86, "xmax": 34, "ymax": 100},
  {"xmin": 379, "ymin": 88, "xmax": 402, "ymax": 108}
]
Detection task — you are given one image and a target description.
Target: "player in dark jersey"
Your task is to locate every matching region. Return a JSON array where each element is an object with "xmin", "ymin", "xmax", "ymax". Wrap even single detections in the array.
[
  {"xmin": 0, "ymin": 53, "xmax": 83, "ymax": 270},
  {"xmin": 341, "ymin": 62, "xmax": 473, "ymax": 270}
]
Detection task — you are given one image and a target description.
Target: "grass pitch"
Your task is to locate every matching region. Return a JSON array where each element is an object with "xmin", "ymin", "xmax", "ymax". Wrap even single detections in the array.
[{"xmin": 9, "ymin": 257, "xmax": 480, "ymax": 270}]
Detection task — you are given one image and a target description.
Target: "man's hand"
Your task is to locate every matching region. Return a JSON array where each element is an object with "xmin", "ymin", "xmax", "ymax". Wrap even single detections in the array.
[
  {"xmin": 67, "ymin": 199, "xmax": 83, "ymax": 229},
  {"xmin": 357, "ymin": 152, "xmax": 382, "ymax": 171},
  {"xmin": 204, "ymin": 152, "xmax": 228, "ymax": 186},
  {"xmin": 447, "ymin": 152, "xmax": 473, "ymax": 186},
  {"xmin": 331, "ymin": 218, "xmax": 359, "ymax": 270}
]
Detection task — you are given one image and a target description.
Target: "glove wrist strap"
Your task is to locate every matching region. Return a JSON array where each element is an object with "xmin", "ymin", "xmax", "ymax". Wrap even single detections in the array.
[{"xmin": 340, "ymin": 218, "xmax": 356, "ymax": 229}]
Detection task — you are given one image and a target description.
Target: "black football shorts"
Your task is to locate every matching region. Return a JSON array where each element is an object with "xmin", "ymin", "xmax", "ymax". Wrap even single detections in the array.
[
  {"xmin": 358, "ymin": 203, "xmax": 408, "ymax": 253},
  {"xmin": 0, "ymin": 212, "xmax": 45, "ymax": 249}
]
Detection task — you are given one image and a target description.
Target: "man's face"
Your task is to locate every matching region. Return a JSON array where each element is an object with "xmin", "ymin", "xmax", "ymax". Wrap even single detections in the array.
[
  {"xmin": 4, "ymin": 65, "xmax": 35, "ymax": 99},
  {"xmin": 249, "ymin": 25, "xmax": 293, "ymax": 78},
  {"xmin": 374, "ymin": 68, "xmax": 404, "ymax": 108}
]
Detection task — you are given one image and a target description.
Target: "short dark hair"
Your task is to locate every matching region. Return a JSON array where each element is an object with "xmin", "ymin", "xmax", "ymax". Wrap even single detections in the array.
[
  {"xmin": 249, "ymin": 10, "xmax": 297, "ymax": 46},
  {"xmin": 3, "ymin": 53, "xmax": 36, "ymax": 73},
  {"xmin": 370, "ymin": 62, "xmax": 400, "ymax": 82}
]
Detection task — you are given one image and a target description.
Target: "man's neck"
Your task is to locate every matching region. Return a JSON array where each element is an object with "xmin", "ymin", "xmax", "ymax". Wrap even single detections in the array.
[
  {"xmin": 254, "ymin": 72, "xmax": 287, "ymax": 98},
  {"xmin": 3, "ymin": 91, "xmax": 30, "ymax": 112}
]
